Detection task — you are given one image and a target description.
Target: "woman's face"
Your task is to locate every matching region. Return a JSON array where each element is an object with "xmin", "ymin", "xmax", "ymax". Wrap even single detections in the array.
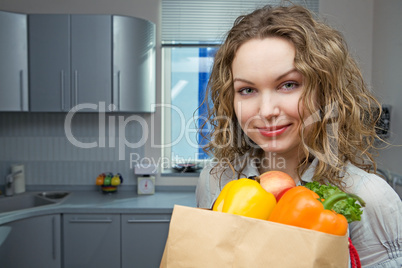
[{"xmin": 232, "ymin": 37, "xmax": 307, "ymax": 158}]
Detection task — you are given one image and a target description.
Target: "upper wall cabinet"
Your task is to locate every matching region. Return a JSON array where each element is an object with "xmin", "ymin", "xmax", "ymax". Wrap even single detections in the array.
[
  {"xmin": 29, "ymin": 14, "xmax": 112, "ymax": 112},
  {"xmin": 0, "ymin": 11, "xmax": 28, "ymax": 111},
  {"xmin": 29, "ymin": 14, "xmax": 156, "ymax": 113},
  {"xmin": 113, "ymin": 16, "xmax": 155, "ymax": 112}
]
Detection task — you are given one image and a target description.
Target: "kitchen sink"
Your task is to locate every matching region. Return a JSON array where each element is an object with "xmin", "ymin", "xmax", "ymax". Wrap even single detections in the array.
[
  {"xmin": 37, "ymin": 191, "xmax": 70, "ymax": 199},
  {"xmin": 0, "ymin": 192, "xmax": 70, "ymax": 213}
]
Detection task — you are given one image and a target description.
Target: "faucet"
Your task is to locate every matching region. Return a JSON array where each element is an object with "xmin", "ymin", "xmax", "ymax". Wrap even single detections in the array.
[{"xmin": 5, "ymin": 170, "xmax": 22, "ymax": 197}]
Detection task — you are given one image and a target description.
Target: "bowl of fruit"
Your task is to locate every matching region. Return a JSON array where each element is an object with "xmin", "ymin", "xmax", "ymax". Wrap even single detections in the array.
[{"xmin": 95, "ymin": 172, "xmax": 123, "ymax": 193}]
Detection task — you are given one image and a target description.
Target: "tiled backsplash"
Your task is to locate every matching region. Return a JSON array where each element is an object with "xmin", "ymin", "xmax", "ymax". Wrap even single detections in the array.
[{"xmin": 0, "ymin": 112, "xmax": 144, "ymax": 187}]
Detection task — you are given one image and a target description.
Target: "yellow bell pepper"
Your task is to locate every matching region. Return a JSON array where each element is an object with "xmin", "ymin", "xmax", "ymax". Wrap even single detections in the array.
[{"xmin": 212, "ymin": 178, "xmax": 276, "ymax": 220}]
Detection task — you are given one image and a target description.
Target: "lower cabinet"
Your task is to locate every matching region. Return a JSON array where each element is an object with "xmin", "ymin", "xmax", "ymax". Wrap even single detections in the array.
[
  {"xmin": 121, "ymin": 213, "xmax": 171, "ymax": 268},
  {"xmin": 0, "ymin": 214, "xmax": 61, "ymax": 268},
  {"xmin": 63, "ymin": 213, "xmax": 121, "ymax": 268},
  {"xmin": 0, "ymin": 212, "xmax": 171, "ymax": 268}
]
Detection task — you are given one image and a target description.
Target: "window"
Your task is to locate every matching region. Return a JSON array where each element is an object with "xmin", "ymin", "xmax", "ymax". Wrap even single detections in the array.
[
  {"xmin": 162, "ymin": 46, "xmax": 217, "ymax": 163},
  {"xmin": 161, "ymin": 0, "xmax": 319, "ymax": 166}
]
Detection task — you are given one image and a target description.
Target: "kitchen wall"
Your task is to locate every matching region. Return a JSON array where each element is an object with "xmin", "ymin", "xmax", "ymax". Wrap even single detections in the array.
[
  {"xmin": 319, "ymin": 0, "xmax": 373, "ymax": 84},
  {"xmin": 0, "ymin": 0, "xmax": 401, "ymax": 189},
  {"xmin": 320, "ymin": 0, "xmax": 402, "ymax": 176},
  {"xmin": 371, "ymin": 0, "xmax": 402, "ymax": 175}
]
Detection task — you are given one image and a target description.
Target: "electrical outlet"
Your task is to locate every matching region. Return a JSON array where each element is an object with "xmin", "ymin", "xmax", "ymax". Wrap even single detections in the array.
[{"xmin": 376, "ymin": 105, "xmax": 391, "ymax": 139}]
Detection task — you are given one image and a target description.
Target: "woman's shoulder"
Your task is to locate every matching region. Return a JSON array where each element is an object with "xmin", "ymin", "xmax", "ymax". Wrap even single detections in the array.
[
  {"xmin": 196, "ymin": 157, "xmax": 259, "ymax": 208},
  {"xmin": 343, "ymin": 163, "xmax": 401, "ymax": 222},
  {"xmin": 196, "ymin": 161, "xmax": 230, "ymax": 208},
  {"xmin": 198, "ymin": 161, "xmax": 226, "ymax": 181},
  {"xmin": 198, "ymin": 161, "xmax": 236, "ymax": 188},
  {"xmin": 343, "ymin": 164, "xmax": 395, "ymax": 193}
]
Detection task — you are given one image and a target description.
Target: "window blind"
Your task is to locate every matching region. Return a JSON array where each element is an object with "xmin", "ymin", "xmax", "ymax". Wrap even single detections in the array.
[{"xmin": 162, "ymin": 0, "xmax": 319, "ymax": 44}]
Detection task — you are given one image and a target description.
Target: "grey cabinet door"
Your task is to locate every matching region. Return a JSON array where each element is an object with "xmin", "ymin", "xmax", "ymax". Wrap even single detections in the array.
[
  {"xmin": 71, "ymin": 15, "xmax": 112, "ymax": 111},
  {"xmin": 29, "ymin": 14, "xmax": 71, "ymax": 111},
  {"xmin": 63, "ymin": 214, "xmax": 120, "ymax": 268},
  {"xmin": 113, "ymin": 16, "xmax": 156, "ymax": 112},
  {"xmin": 29, "ymin": 14, "xmax": 112, "ymax": 112},
  {"xmin": 0, "ymin": 11, "xmax": 28, "ymax": 111},
  {"xmin": 0, "ymin": 214, "xmax": 61, "ymax": 268},
  {"xmin": 121, "ymin": 213, "xmax": 171, "ymax": 268}
]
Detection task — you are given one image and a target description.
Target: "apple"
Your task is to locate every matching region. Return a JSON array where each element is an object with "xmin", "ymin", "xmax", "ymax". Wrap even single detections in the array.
[
  {"xmin": 258, "ymin": 171, "xmax": 296, "ymax": 201},
  {"xmin": 275, "ymin": 187, "xmax": 293, "ymax": 201}
]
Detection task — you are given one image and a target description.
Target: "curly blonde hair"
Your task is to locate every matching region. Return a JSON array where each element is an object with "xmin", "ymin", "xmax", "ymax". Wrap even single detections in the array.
[{"xmin": 201, "ymin": 4, "xmax": 383, "ymax": 187}]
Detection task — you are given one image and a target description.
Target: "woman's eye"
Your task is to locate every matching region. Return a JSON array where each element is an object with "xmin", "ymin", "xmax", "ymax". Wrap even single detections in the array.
[
  {"xmin": 239, "ymin": 88, "xmax": 255, "ymax": 95},
  {"xmin": 280, "ymin": 82, "xmax": 299, "ymax": 91}
]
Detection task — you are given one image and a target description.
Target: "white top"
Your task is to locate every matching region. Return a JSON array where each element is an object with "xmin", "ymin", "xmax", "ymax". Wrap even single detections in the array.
[{"xmin": 196, "ymin": 158, "xmax": 402, "ymax": 267}]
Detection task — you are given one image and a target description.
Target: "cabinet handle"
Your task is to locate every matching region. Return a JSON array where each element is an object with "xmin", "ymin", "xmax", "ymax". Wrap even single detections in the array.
[
  {"xmin": 113, "ymin": 71, "xmax": 121, "ymax": 111},
  {"xmin": 117, "ymin": 71, "xmax": 121, "ymax": 111},
  {"xmin": 69, "ymin": 218, "xmax": 113, "ymax": 223},
  {"xmin": 52, "ymin": 216, "xmax": 57, "ymax": 260},
  {"xmin": 74, "ymin": 70, "xmax": 78, "ymax": 107},
  {"xmin": 60, "ymin": 70, "xmax": 65, "ymax": 111},
  {"xmin": 126, "ymin": 219, "xmax": 171, "ymax": 223},
  {"xmin": 19, "ymin": 70, "xmax": 24, "ymax": 111}
]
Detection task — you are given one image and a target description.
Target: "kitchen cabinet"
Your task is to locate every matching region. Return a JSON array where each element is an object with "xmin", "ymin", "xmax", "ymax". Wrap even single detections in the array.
[
  {"xmin": 0, "ymin": 214, "xmax": 61, "ymax": 268},
  {"xmin": 121, "ymin": 213, "xmax": 171, "ymax": 268},
  {"xmin": 113, "ymin": 16, "xmax": 156, "ymax": 112},
  {"xmin": 29, "ymin": 14, "xmax": 112, "ymax": 112},
  {"xmin": 63, "ymin": 213, "xmax": 120, "ymax": 268},
  {"xmin": 0, "ymin": 11, "xmax": 28, "ymax": 111},
  {"xmin": 29, "ymin": 14, "xmax": 156, "ymax": 113}
]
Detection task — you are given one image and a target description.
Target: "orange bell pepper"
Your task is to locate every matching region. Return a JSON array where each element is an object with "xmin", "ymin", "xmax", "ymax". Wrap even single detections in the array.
[{"xmin": 268, "ymin": 186, "xmax": 349, "ymax": 236}]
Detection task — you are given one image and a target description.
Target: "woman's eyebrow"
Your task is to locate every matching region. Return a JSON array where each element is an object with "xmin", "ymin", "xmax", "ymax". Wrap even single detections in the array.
[
  {"xmin": 233, "ymin": 78, "xmax": 255, "ymax": 84},
  {"xmin": 274, "ymin": 68, "xmax": 299, "ymax": 82},
  {"xmin": 233, "ymin": 68, "xmax": 299, "ymax": 85}
]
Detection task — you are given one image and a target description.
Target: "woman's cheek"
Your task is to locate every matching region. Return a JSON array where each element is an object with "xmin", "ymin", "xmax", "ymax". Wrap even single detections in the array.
[{"xmin": 234, "ymin": 103, "xmax": 250, "ymax": 127}]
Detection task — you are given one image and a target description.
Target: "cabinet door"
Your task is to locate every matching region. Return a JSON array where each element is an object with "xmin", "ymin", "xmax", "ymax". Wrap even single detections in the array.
[
  {"xmin": 63, "ymin": 214, "xmax": 120, "ymax": 268},
  {"xmin": 71, "ymin": 15, "xmax": 112, "ymax": 111},
  {"xmin": 121, "ymin": 213, "xmax": 171, "ymax": 268},
  {"xmin": 113, "ymin": 16, "xmax": 156, "ymax": 112},
  {"xmin": 0, "ymin": 11, "xmax": 28, "ymax": 111},
  {"xmin": 0, "ymin": 214, "xmax": 61, "ymax": 268},
  {"xmin": 29, "ymin": 14, "xmax": 71, "ymax": 111}
]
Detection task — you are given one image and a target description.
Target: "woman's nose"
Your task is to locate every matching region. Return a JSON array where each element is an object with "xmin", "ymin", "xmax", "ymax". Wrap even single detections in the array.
[{"xmin": 258, "ymin": 92, "xmax": 280, "ymax": 120}]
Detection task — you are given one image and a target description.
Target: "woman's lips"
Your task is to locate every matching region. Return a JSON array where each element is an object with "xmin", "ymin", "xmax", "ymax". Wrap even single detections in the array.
[{"xmin": 258, "ymin": 124, "xmax": 290, "ymax": 137}]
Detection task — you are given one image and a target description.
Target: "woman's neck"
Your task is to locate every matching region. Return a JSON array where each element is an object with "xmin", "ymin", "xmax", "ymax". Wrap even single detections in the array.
[{"xmin": 258, "ymin": 151, "xmax": 302, "ymax": 183}]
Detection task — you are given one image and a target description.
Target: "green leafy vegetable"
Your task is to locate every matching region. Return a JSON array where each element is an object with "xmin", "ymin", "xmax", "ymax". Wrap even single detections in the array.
[{"xmin": 304, "ymin": 181, "xmax": 366, "ymax": 223}]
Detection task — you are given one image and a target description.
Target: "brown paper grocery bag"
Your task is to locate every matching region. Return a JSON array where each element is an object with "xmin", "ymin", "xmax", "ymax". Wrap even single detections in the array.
[{"xmin": 161, "ymin": 205, "xmax": 349, "ymax": 268}]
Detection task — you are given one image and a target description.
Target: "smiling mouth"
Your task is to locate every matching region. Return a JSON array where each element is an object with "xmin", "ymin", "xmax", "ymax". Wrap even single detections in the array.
[{"xmin": 257, "ymin": 124, "xmax": 291, "ymax": 137}]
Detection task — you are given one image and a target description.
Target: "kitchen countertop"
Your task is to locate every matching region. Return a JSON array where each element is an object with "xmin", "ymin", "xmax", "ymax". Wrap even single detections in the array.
[{"xmin": 0, "ymin": 190, "xmax": 197, "ymax": 225}]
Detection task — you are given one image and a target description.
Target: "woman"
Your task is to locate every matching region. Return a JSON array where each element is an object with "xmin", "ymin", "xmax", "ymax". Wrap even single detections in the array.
[{"xmin": 196, "ymin": 4, "xmax": 402, "ymax": 267}]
